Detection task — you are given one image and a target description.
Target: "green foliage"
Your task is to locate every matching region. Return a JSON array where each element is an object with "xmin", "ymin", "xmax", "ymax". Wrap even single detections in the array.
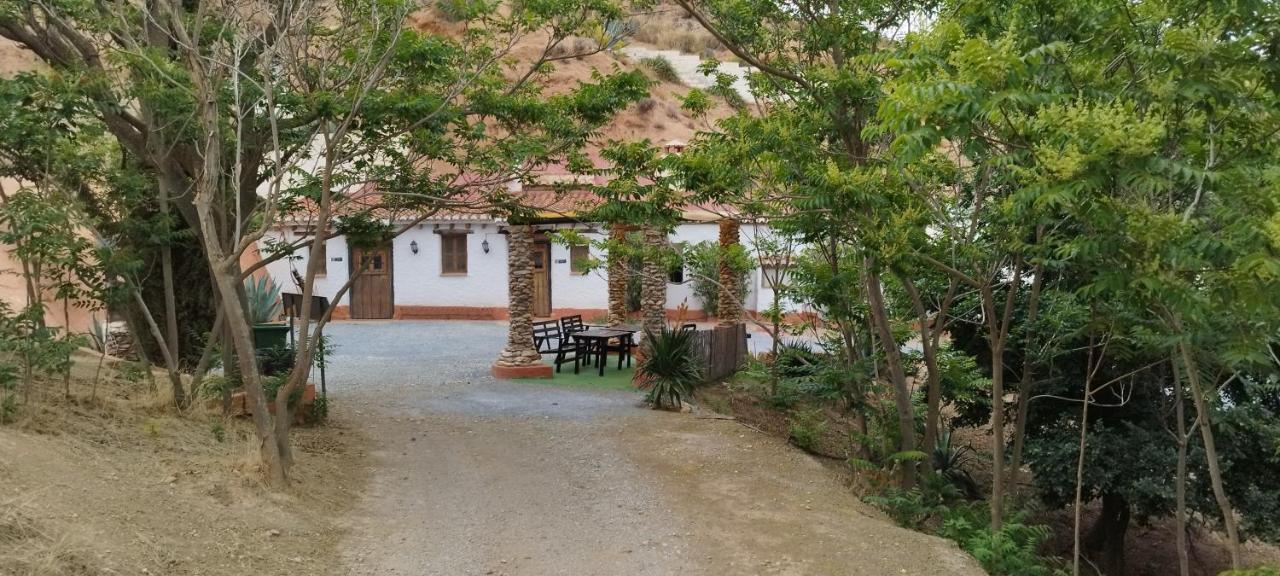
[
  {"xmin": 787, "ymin": 407, "xmax": 827, "ymax": 452},
  {"xmin": 933, "ymin": 429, "xmax": 980, "ymax": 499},
  {"xmin": 681, "ymin": 240, "xmax": 750, "ymax": 317},
  {"xmin": 640, "ymin": 56, "xmax": 681, "ymax": 84},
  {"xmin": 939, "ymin": 507, "xmax": 1062, "ymax": 576},
  {"xmin": 261, "ymin": 375, "xmax": 305, "ymax": 410},
  {"xmin": 0, "ymin": 364, "xmax": 18, "ymax": 424},
  {"xmin": 243, "ymin": 276, "xmax": 282, "ymax": 325},
  {"xmin": 257, "ymin": 346, "xmax": 297, "ymax": 377},
  {"xmin": 309, "ymin": 394, "xmax": 330, "ymax": 424},
  {"xmin": 1220, "ymin": 569, "xmax": 1280, "ymax": 576},
  {"xmin": 117, "ymin": 361, "xmax": 147, "ymax": 384},
  {"xmin": 209, "ymin": 420, "xmax": 226, "ymax": 443},
  {"xmin": 637, "ymin": 325, "xmax": 704, "ymax": 409},
  {"xmin": 707, "ymin": 82, "xmax": 746, "ymax": 110}
]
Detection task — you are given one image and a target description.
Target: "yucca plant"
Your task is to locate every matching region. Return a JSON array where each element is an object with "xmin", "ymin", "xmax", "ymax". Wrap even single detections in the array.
[
  {"xmin": 243, "ymin": 275, "xmax": 282, "ymax": 325},
  {"xmin": 636, "ymin": 325, "xmax": 703, "ymax": 410}
]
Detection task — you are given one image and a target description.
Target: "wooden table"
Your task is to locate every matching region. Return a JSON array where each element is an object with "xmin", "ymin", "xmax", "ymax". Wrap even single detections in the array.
[{"xmin": 570, "ymin": 327, "xmax": 637, "ymax": 376}]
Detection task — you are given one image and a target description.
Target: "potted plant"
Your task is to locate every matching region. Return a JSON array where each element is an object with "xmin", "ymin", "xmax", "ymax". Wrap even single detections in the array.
[{"xmin": 245, "ymin": 275, "xmax": 288, "ymax": 352}]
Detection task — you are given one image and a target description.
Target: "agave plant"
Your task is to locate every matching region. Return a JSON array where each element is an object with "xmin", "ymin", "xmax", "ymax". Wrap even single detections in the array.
[
  {"xmin": 243, "ymin": 275, "xmax": 282, "ymax": 325},
  {"xmin": 933, "ymin": 428, "xmax": 980, "ymax": 499},
  {"xmin": 636, "ymin": 325, "xmax": 704, "ymax": 410}
]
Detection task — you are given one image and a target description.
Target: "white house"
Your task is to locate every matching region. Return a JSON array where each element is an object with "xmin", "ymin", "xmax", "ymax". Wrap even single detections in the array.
[{"xmin": 260, "ymin": 194, "xmax": 783, "ymax": 322}]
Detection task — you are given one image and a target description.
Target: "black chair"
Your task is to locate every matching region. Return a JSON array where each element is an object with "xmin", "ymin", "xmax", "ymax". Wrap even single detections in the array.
[
  {"xmin": 533, "ymin": 319, "xmax": 586, "ymax": 373},
  {"xmin": 560, "ymin": 315, "xmax": 587, "ymax": 336}
]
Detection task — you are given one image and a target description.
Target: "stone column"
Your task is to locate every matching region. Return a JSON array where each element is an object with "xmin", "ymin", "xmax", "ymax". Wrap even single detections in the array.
[
  {"xmin": 640, "ymin": 226, "xmax": 667, "ymax": 336},
  {"xmin": 716, "ymin": 218, "xmax": 743, "ymax": 326},
  {"xmin": 492, "ymin": 224, "xmax": 551, "ymax": 378},
  {"xmin": 606, "ymin": 225, "xmax": 629, "ymax": 327}
]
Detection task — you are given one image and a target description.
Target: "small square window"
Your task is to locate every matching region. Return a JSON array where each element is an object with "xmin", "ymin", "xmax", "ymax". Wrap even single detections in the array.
[
  {"xmin": 441, "ymin": 234, "xmax": 468, "ymax": 275},
  {"xmin": 569, "ymin": 244, "xmax": 591, "ymax": 275},
  {"xmin": 667, "ymin": 265, "xmax": 684, "ymax": 284}
]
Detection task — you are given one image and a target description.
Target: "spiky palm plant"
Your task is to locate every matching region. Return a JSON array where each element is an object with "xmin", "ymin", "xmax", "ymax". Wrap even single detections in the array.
[
  {"xmin": 636, "ymin": 325, "xmax": 703, "ymax": 410},
  {"xmin": 243, "ymin": 275, "xmax": 282, "ymax": 325}
]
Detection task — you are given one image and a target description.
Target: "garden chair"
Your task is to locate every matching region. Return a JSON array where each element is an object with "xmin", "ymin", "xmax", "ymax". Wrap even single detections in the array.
[
  {"xmin": 532, "ymin": 319, "xmax": 586, "ymax": 373},
  {"xmin": 560, "ymin": 315, "xmax": 587, "ymax": 336}
]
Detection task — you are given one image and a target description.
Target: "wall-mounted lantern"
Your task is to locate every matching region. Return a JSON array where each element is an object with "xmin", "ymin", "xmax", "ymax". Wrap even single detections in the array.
[
  {"xmin": 481, "ymin": 238, "xmax": 490, "ymax": 254},
  {"xmin": 410, "ymin": 240, "xmax": 419, "ymax": 254}
]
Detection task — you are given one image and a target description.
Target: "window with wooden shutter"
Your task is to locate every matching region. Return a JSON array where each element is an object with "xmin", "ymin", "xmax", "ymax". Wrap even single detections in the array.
[
  {"xmin": 441, "ymin": 234, "xmax": 468, "ymax": 275},
  {"xmin": 315, "ymin": 240, "xmax": 327, "ymax": 276},
  {"xmin": 569, "ymin": 244, "xmax": 590, "ymax": 275}
]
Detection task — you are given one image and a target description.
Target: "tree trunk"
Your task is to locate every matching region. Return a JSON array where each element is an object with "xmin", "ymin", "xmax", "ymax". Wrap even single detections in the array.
[
  {"xmin": 1085, "ymin": 491, "xmax": 1136, "ymax": 576},
  {"xmin": 1085, "ymin": 492, "xmax": 1131, "ymax": 576},
  {"xmin": 1172, "ymin": 357, "xmax": 1191, "ymax": 576},
  {"xmin": 1178, "ymin": 340, "xmax": 1242, "ymax": 568},
  {"xmin": 716, "ymin": 218, "xmax": 742, "ymax": 326},
  {"xmin": 1009, "ymin": 263, "xmax": 1044, "ymax": 493},
  {"xmin": 899, "ymin": 272, "xmax": 941, "ymax": 473},
  {"xmin": 607, "ymin": 225, "xmax": 629, "ymax": 327},
  {"xmin": 496, "ymin": 224, "xmax": 543, "ymax": 368},
  {"xmin": 640, "ymin": 226, "xmax": 667, "ymax": 335},
  {"xmin": 864, "ymin": 263, "xmax": 916, "ymax": 490}
]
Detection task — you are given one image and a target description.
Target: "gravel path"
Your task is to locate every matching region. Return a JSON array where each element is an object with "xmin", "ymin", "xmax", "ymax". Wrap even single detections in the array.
[{"xmin": 325, "ymin": 320, "xmax": 982, "ymax": 576}]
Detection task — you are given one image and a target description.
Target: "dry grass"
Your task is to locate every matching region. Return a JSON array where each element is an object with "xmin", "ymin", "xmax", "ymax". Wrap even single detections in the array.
[
  {"xmin": 0, "ymin": 351, "xmax": 369, "ymax": 575},
  {"xmin": 629, "ymin": 4, "xmax": 723, "ymax": 56}
]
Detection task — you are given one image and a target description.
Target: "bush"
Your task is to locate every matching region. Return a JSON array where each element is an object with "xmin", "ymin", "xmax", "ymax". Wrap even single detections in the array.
[
  {"xmin": 257, "ymin": 345, "xmax": 296, "ymax": 377},
  {"xmin": 774, "ymin": 340, "xmax": 823, "ymax": 379},
  {"xmin": 641, "ymin": 56, "xmax": 681, "ymax": 84},
  {"xmin": 682, "ymin": 240, "xmax": 749, "ymax": 317},
  {"xmin": 636, "ymin": 325, "xmax": 704, "ymax": 409},
  {"xmin": 309, "ymin": 394, "xmax": 330, "ymax": 423},
  {"xmin": 938, "ymin": 506, "xmax": 1062, "ymax": 576},
  {"xmin": 788, "ymin": 407, "xmax": 827, "ymax": 452},
  {"xmin": 708, "ymin": 82, "xmax": 747, "ymax": 110}
]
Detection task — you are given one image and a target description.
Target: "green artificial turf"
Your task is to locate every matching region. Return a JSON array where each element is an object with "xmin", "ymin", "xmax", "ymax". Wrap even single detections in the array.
[{"xmin": 514, "ymin": 354, "xmax": 639, "ymax": 391}]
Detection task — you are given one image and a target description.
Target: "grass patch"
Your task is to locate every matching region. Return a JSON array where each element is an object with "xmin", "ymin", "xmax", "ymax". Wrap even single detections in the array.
[{"xmin": 514, "ymin": 355, "xmax": 638, "ymax": 392}]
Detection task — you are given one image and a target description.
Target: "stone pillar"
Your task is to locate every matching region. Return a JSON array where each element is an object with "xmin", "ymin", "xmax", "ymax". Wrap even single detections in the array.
[
  {"xmin": 640, "ymin": 226, "xmax": 667, "ymax": 336},
  {"xmin": 717, "ymin": 218, "xmax": 743, "ymax": 326},
  {"xmin": 492, "ymin": 224, "xmax": 551, "ymax": 378},
  {"xmin": 606, "ymin": 225, "xmax": 629, "ymax": 327}
]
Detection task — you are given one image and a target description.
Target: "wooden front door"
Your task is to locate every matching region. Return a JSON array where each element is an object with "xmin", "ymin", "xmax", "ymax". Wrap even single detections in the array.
[
  {"xmin": 531, "ymin": 241, "xmax": 551, "ymax": 317},
  {"xmin": 350, "ymin": 244, "xmax": 393, "ymax": 319}
]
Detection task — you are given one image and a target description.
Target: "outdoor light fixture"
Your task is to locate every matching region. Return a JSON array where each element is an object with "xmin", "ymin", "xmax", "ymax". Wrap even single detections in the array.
[
  {"xmin": 410, "ymin": 240, "xmax": 419, "ymax": 254},
  {"xmin": 482, "ymin": 238, "xmax": 490, "ymax": 254}
]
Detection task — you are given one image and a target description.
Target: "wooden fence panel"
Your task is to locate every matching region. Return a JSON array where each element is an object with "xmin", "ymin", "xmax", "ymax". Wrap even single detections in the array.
[{"xmin": 693, "ymin": 323, "xmax": 747, "ymax": 383}]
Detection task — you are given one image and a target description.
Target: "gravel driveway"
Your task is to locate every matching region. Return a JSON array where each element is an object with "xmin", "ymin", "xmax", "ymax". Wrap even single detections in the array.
[{"xmin": 324, "ymin": 320, "xmax": 982, "ymax": 576}]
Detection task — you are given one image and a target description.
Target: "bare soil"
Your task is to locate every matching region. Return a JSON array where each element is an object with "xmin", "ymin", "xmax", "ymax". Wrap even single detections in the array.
[{"xmin": 0, "ymin": 350, "xmax": 368, "ymax": 576}]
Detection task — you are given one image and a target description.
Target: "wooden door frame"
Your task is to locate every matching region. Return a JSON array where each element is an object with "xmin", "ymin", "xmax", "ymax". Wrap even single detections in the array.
[
  {"xmin": 348, "ymin": 242, "xmax": 395, "ymax": 319},
  {"xmin": 532, "ymin": 238, "xmax": 552, "ymax": 318}
]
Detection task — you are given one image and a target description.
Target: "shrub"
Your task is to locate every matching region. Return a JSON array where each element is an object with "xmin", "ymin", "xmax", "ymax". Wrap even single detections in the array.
[
  {"xmin": 774, "ymin": 340, "xmax": 823, "ymax": 379},
  {"xmin": 641, "ymin": 56, "xmax": 681, "ymax": 84},
  {"xmin": 209, "ymin": 420, "xmax": 226, "ymax": 443},
  {"xmin": 933, "ymin": 429, "xmax": 980, "ymax": 499},
  {"xmin": 938, "ymin": 506, "xmax": 1062, "ymax": 576},
  {"xmin": 636, "ymin": 325, "xmax": 704, "ymax": 409},
  {"xmin": 788, "ymin": 407, "xmax": 827, "ymax": 452},
  {"xmin": 258, "ymin": 345, "xmax": 296, "ymax": 377},
  {"xmin": 1221, "ymin": 569, "xmax": 1280, "ymax": 576},
  {"xmin": 708, "ymin": 82, "xmax": 746, "ymax": 110},
  {"xmin": 636, "ymin": 97, "xmax": 657, "ymax": 115},
  {"xmin": 682, "ymin": 240, "xmax": 749, "ymax": 316},
  {"xmin": 309, "ymin": 394, "xmax": 330, "ymax": 423}
]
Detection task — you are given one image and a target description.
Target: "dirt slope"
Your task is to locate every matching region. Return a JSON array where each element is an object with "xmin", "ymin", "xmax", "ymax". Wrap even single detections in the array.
[{"xmin": 0, "ymin": 352, "xmax": 368, "ymax": 576}]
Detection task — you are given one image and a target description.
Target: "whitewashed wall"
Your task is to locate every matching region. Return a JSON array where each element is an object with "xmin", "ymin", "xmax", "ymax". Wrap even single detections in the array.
[
  {"xmin": 261, "ymin": 230, "xmax": 351, "ymax": 306},
  {"xmin": 549, "ymin": 231, "xmax": 608, "ymax": 312},
  {"xmin": 261, "ymin": 220, "xmax": 769, "ymax": 314},
  {"xmin": 392, "ymin": 223, "xmax": 508, "ymax": 307}
]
